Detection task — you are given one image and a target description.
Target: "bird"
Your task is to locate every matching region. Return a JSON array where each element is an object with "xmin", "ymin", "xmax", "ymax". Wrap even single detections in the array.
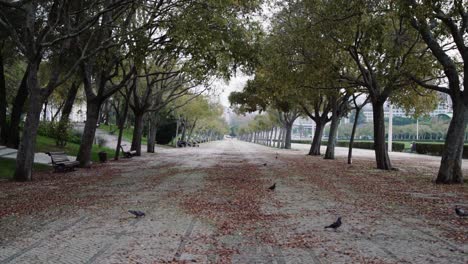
[
  {"xmin": 455, "ymin": 207, "xmax": 468, "ymax": 217},
  {"xmin": 325, "ymin": 217, "xmax": 342, "ymax": 231},
  {"xmin": 268, "ymin": 183, "xmax": 276, "ymax": 191},
  {"xmin": 128, "ymin": 210, "xmax": 146, "ymax": 218},
  {"xmin": 263, "ymin": 163, "xmax": 267, "ymax": 166},
  {"xmin": 275, "ymin": 153, "xmax": 278, "ymax": 159}
]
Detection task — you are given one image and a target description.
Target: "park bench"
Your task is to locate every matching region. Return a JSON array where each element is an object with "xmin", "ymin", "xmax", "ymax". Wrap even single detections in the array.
[
  {"xmin": 120, "ymin": 144, "xmax": 137, "ymax": 158},
  {"xmin": 46, "ymin": 152, "xmax": 80, "ymax": 172}
]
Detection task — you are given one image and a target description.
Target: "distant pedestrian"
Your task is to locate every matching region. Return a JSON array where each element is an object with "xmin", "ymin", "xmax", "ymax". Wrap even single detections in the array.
[{"xmin": 411, "ymin": 141, "xmax": 416, "ymax": 153}]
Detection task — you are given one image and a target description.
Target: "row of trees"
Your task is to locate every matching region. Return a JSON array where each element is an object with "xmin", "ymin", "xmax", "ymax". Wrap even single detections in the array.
[
  {"xmin": 230, "ymin": 0, "xmax": 467, "ymax": 184},
  {"xmin": 0, "ymin": 0, "xmax": 262, "ymax": 181}
]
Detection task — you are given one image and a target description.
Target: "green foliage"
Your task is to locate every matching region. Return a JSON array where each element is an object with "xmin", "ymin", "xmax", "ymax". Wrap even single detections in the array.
[
  {"xmin": 37, "ymin": 121, "xmax": 73, "ymax": 147},
  {"xmin": 35, "ymin": 135, "xmax": 114, "ymax": 163},
  {"xmin": 0, "ymin": 158, "xmax": 49, "ymax": 180}
]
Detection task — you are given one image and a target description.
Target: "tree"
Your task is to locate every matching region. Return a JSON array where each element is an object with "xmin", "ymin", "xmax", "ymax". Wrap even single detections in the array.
[
  {"xmin": 0, "ymin": 0, "xmax": 127, "ymax": 181},
  {"xmin": 402, "ymin": 0, "xmax": 468, "ymax": 184},
  {"xmin": 313, "ymin": 0, "xmax": 437, "ymax": 169}
]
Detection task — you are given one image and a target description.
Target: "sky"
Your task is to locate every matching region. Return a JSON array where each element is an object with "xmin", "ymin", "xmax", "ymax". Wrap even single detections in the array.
[{"xmin": 212, "ymin": 73, "xmax": 253, "ymax": 107}]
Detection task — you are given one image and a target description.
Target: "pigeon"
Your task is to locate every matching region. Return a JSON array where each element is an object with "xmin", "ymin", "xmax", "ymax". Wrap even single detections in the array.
[
  {"xmin": 325, "ymin": 217, "xmax": 342, "ymax": 231},
  {"xmin": 455, "ymin": 207, "xmax": 468, "ymax": 217},
  {"xmin": 128, "ymin": 210, "xmax": 146, "ymax": 218},
  {"xmin": 268, "ymin": 183, "xmax": 276, "ymax": 191},
  {"xmin": 263, "ymin": 163, "xmax": 267, "ymax": 166},
  {"xmin": 275, "ymin": 153, "xmax": 278, "ymax": 159}
]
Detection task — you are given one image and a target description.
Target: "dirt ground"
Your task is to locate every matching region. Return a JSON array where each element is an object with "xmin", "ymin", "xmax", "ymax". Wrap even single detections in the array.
[{"xmin": 0, "ymin": 139, "xmax": 467, "ymax": 263}]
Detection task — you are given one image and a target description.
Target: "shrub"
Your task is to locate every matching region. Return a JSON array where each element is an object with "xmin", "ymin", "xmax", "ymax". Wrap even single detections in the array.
[
  {"xmin": 52, "ymin": 121, "xmax": 72, "ymax": 147},
  {"xmin": 320, "ymin": 140, "xmax": 405, "ymax": 152},
  {"xmin": 37, "ymin": 121, "xmax": 54, "ymax": 137},
  {"xmin": 415, "ymin": 143, "xmax": 468, "ymax": 158},
  {"xmin": 37, "ymin": 121, "xmax": 83, "ymax": 147},
  {"xmin": 69, "ymin": 130, "xmax": 83, "ymax": 144},
  {"xmin": 291, "ymin": 139, "xmax": 312, "ymax": 144}
]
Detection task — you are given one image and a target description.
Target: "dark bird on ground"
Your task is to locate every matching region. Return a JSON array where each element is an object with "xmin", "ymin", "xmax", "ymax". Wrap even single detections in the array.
[
  {"xmin": 325, "ymin": 217, "xmax": 342, "ymax": 231},
  {"xmin": 268, "ymin": 183, "xmax": 276, "ymax": 191},
  {"xmin": 455, "ymin": 207, "xmax": 468, "ymax": 217},
  {"xmin": 275, "ymin": 153, "xmax": 278, "ymax": 159},
  {"xmin": 263, "ymin": 163, "xmax": 267, "ymax": 166},
  {"xmin": 128, "ymin": 210, "xmax": 146, "ymax": 218}
]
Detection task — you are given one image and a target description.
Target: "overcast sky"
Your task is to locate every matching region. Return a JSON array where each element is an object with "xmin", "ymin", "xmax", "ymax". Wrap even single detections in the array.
[{"xmin": 212, "ymin": 73, "xmax": 253, "ymax": 107}]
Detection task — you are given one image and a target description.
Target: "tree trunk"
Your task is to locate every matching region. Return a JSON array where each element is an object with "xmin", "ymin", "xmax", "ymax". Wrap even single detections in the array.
[
  {"xmin": 56, "ymin": 81, "xmax": 80, "ymax": 146},
  {"xmin": 14, "ymin": 64, "xmax": 41, "ymax": 181},
  {"xmin": 0, "ymin": 51, "xmax": 6, "ymax": 145},
  {"xmin": 372, "ymin": 101, "xmax": 392, "ymax": 170},
  {"xmin": 147, "ymin": 115, "xmax": 159, "ymax": 153},
  {"xmin": 59, "ymin": 82, "xmax": 80, "ymax": 121},
  {"xmin": 114, "ymin": 93, "xmax": 130, "ymax": 160},
  {"xmin": 180, "ymin": 120, "xmax": 187, "ymax": 141},
  {"xmin": 435, "ymin": 101, "xmax": 466, "ymax": 183},
  {"xmin": 42, "ymin": 100, "xmax": 48, "ymax": 122},
  {"xmin": 188, "ymin": 119, "xmax": 197, "ymax": 141},
  {"xmin": 285, "ymin": 123, "xmax": 293, "ymax": 149},
  {"xmin": 130, "ymin": 112, "xmax": 144, "ymax": 156},
  {"xmin": 6, "ymin": 70, "xmax": 29, "ymax": 148},
  {"xmin": 272, "ymin": 127, "xmax": 277, "ymax": 147},
  {"xmin": 77, "ymin": 101, "xmax": 100, "ymax": 167},
  {"xmin": 325, "ymin": 112, "xmax": 340, "ymax": 160},
  {"xmin": 276, "ymin": 128, "xmax": 282, "ymax": 148},
  {"xmin": 348, "ymin": 108, "xmax": 361, "ymax": 164},
  {"xmin": 309, "ymin": 121, "xmax": 325, "ymax": 156}
]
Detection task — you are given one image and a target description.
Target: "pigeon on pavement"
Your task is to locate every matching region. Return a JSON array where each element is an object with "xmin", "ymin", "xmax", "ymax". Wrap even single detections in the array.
[
  {"xmin": 128, "ymin": 210, "xmax": 146, "ymax": 218},
  {"xmin": 325, "ymin": 217, "xmax": 342, "ymax": 231},
  {"xmin": 455, "ymin": 207, "xmax": 468, "ymax": 217},
  {"xmin": 263, "ymin": 163, "xmax": 267, "ymax": 166},
  {"xmin": 268, "ymin": 183, "xmax": 276, "ymax": 191}
]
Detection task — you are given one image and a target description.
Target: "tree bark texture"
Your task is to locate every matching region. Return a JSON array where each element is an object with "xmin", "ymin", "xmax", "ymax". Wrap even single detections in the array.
[
  {"xmin": 309, "ymin": 121, "xmax": 325, "ymax": 156},
  {"xmin": 0, "ymin": 51, "xmax": 7, "ymax": 144},
  {"xmin": 6, "ymin": 70, "xmax": 29, "ymax": 148},
  {"xmin": 435, "ymin": 101, "xmax": 466, "ymax": 183},
  {"xmin": 324, "ymin": 112, "xmax": 340, "ymax": 160},
  {"xmin": 348, "ymin": 108, "xmax": 361, "ymax": 164},
  {"xmin": 77, "ymin": 101, "xmax": 100, "ymax": 167},
  {"xmin": 131, "ymin": 112, "xmax": 144, "ymax": 156},
  {"xmin": 14, "ymin": 64, "xmax": 41, "ymax": 181},
  {"xmin": 372, "ymin": 101, "xmax": 392, "ymax": 170}
]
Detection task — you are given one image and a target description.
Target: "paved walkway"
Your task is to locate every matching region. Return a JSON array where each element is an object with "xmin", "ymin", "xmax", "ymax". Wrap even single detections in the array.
[
  {"xmin": 291, "ymin": 143, "xmax": 468, "ymax": 169},
  {"xmin": 0, "ymin": 146, "xmax": 53, "ymax": 165},
  {"xmin": 0, "ymin": 139, "xmax": 467, "ymax": 263}
]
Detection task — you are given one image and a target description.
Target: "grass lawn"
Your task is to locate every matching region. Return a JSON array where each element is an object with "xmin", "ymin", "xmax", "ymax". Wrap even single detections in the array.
[
  {"xmin": 0, "ymin": 158, "xmax": 50, "ymax": 180},
  {"xmin": 1, "ymin": 135, "xmax": 116, "ymax": 180},
  {"xmin": 35, "ymin": 135, "xmax": 115, "ymax": 162},
  {"xmin": 100, "ymin": 124, "xmax": 147, "ymax": 145}
]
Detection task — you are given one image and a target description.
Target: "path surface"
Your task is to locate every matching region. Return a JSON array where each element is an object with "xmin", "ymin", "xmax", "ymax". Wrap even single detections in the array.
[
  {"xmin": 0, "ymin": 146, "xmax": 57, "ymax": 165},
  {"xmin": 0, "ymin": 139, "xmax": 467, "ymax": 263}
]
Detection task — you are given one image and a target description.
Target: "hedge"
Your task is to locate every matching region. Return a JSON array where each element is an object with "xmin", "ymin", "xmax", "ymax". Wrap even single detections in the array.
[
  {"xmin": 415, "ymin": 143, "xmax": 468, "ymax": 158},
  {"xmin": 291, "ymin": 139, "xmax": 405, "ymax": 152}
]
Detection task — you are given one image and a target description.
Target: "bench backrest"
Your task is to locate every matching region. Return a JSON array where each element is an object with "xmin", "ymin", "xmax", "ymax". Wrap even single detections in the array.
[
  {"xmin": 120, "ymin": 145, "xmax": 129, "ymax": 152},
  {"xmin": 47, "ymin": 152, "xmax": 71, "ymax": 164}
]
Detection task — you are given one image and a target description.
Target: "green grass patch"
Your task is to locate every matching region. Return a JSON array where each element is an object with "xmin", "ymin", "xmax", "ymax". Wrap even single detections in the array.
[
  {"xmin": 0, "ymin": 158, "xmax": 50, "ymax": 180},
  {"xmin": 35, "ymin": 135, "xmax": 115, "ymax": 162},
  {"xmin": 100, "ymin": 124, "xmax": 147, "ymax": 145}
]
